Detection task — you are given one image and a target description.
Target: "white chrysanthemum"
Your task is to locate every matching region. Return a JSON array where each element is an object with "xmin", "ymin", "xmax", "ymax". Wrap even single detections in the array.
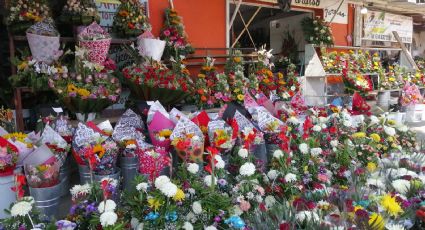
[
  {"xmin": 10, "ymin": 201, "xmax": 32, "ymax": 217},
  {"xmin": 370, "ymin": 115, "xmax": 380, "ymax": 125},
  {"xmin": 310, "ymin": 148, "xmax": 322, "ymax": 156},
  {"xmin": 330, "ymin": 140, "xmax": 338, "ymax": 148},
  {"xmin": 192, "ymin": 201, "xmax": 203, "ymax": 214},
  {"xmin": 273, "ymin": 149, "xmax": 284, "ymax": 158},
  {"xmin": 239, "ymin": 162, "xmax": 256, "ymax": 176},
  {"xmin": 392, "ymin": 179, "xmax": 411, "ymax": 195},
  {"xmin": 159, "ymin": 182, "xmax": 178, "ymax": 197},
  {"xmin": 205, "ymin": 226, "xmax": 217, "ymax": 230},
  {"xmin": 215, "ymin": 155, "xmax": 225, "ymax": 169},
  {"xmin": 312, "ymin": 125, "xmax": 322, "ymax": 132},
  {"xmin": 98, "ymin": 199, "xmax": 116, "ymax": 213},
  {"xmin": 343, "ymin": 120, "xmax": 352, "ymax": 127},
  {"xmin": 264, "ymin": 195, "xmax": 276, "ymax": 208},
  {"xmin": 154, "ymin": 175, "xmax": 170, "ymax": 189},
  {"xmin": 397, "ymin": 125, "xmax": 408, "ymax": 132},
  {"xmin": 204, "ymin": 175, "xmax": 217, "ymax": 187},
  {"xmin": 295, "ymin": 210, "xmax": 320, "ymax": 223},
  {"xmin": 100, "ymin": 211, "xmax": 118, "ymax": 227},
  {"xmin": 285, "ymin": 173, "xmax": 297, "ymax": 183},
  {"xmin": 238, "ymin": 148, "xmax": 249, "ymax": 158},
  {"xmin": 267, "ymin": 170, "xmax": 278, "ymax": 180},
  {"xmin": 136, "ymin": 182, "xmax": 148, "ymax": 192},
  {"xmin": 299, "ymin": 143, "xmax": 309, "ymax": 154},
  {"xmin": 385, "ymin": 223, "xmax": 405, "ymax": 230},
  {"xmin": 187, "ymin": 163, "xmax": 199, "ymax": 174},
  {"xmin": 384, "ymin": 126, "xmax": 396, "ymax": 136},
  {"xmin": 288, "ymin": 116, "xmax": 299, "ymax": 124},
  {"xmin": 183, "ymin": 221, "xmax": 194, "ymax": 230},
  {"xmin": 70, "ymin": 184, "xmax": 91, "ymax": 198}
]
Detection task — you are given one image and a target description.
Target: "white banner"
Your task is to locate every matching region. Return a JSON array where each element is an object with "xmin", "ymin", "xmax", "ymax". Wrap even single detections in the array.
[
  {"xmin": 363, "ymin": 10, "xmax": 413, "ymax": 43},
  {"xmin": 291, "ymin": 0, "xmax": 348, "ymax": 24}
]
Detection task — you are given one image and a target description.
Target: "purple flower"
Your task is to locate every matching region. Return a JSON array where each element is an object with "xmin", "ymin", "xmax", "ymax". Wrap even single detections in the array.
[
  {"xmin": 218, "ymin": 179, "xmax": 227, "ymax": 186},
  {"xmin": 108, "ymin": 95, "xmax": 117, "ymax": 102},
  {"xmin": 89, "ymin": 94, "xmax": 97, "ymax": 99},
  {"xmin": 69, "ymin": 92, "xmax": 77, "ymax": 97},
  {"xmin": 69, "ymin": 205, "xmax": 77, "ymax": 215}
]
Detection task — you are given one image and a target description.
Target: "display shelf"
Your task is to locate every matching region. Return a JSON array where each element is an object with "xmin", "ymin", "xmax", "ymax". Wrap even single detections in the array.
[{"xmin": 302, "ymin": 43, "xmax": 416, "ymax": 106}]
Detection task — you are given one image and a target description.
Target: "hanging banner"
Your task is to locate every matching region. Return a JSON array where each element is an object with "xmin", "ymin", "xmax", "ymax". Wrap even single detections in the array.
[
  {"xmin": 363, "ymin": 10, "xmax": 413, "ymax": 43},
  {"xmin": 289, "ymin": 0, "xmax": 348, "ymax": 24}
]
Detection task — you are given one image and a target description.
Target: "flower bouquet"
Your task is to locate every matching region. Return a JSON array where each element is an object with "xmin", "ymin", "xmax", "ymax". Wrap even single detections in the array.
[
  {"xmin": 148, "ymin": 111, "xmax": 175, "ymax": 151},
  {"xmin": 400, "ymin": 82, "xmax": 423, "ymax": 107},
  {"xmin": 160, "ymin": 7, "xmax": 195, "ymax": 59},
  {"xmin": 139, "ymin": 147, "xmax": 170, "ymax": 181},
  {"xmin": 123, "ymin": 58, "xmax": 191, "ymax": 106},
  {"xmin": 171, "ymin": 118, "xmax": 205, "ymax": 163},
  {"xmin": 10, "ymin": 50, "xmax": 69, "ymax": 92},
  {"xmin": 82, "ymin": 140, "xmax": 119, "ymax": 176},
  {"xmin": 112, "ymin": 0, "xmax": 151, "ymax": 38},
  {"xmin": 48, "ymin": 46, "xmax": 121, "ymax": 117},
  {"xmin": 342, "ymin": 69, "xmax": 373, "ymax": 95},
  {"xmin": 72, "ymin": 122, "xmax": 108, "ymax": 166},
  {"xmin": 78, "ymin": 22, "xmax": 111, "ymax": 64},
  {"xmin": 256, "ymin": 109, "xmax": 284, "ymax": 145},
  {"xmin": 301, "ymin": 16, "xmax": 333, "ymax": 46},
  {"xmin": 60, "ymin": 0, "xmax": 99, "ymax": 27},
  {"xmin": 2, "ymin": 132, "xmax": 34, "ymax": 166},
  {"xmin": 5, "ymin": 0, "xmax": 50, "ymax": 34},
  {"xmin": 191, "ymin": 110, "xmax": 210, "ymax": 147},
  {"xmin": 379, "ymin": 65, "xmax": 404, "ymax": 90},
  {"xmin": 137, "ymin": 31, "xmax": 166, "ymax": 61},
  {"xmin": 40, "ymin": 125, "xmax": 70, "ymax": 167},
  {"xmin": 208, "ymin": 120, "xmax": 236, "ymax": 154},
  {"xmin": 0, "ymin": 137, "xmax": 19, "ymax": 176},
  {"xmin": 24, "ymin": 160, "xmax": 60, "ymax": 188},
  {"xmin": 25, "ymin": 18, "xmax": 62, "ymax": 65}
]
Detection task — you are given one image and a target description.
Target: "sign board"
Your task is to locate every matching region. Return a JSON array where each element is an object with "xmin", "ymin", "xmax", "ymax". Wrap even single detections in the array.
[
  {"xmin": 96, "ymin": 0, "xmax": 149, "ymax": 31},
  {"xmin": 291, "ymin": 0, "xmax": 348, "ymax": 24},
  {"xmin": 363, "ymin": 10, "xmax": 413, "ymax": 43}
]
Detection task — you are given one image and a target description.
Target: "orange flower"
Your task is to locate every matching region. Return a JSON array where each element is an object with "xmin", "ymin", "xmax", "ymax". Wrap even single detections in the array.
[
  {"xmin": 198, "ymin": 74, "xmax": 206, "ymax": 79},
  {"xmin": 233, "ymin": 57, "xmax": 241, "ymax": 63},
  {"xmin": 263, "ymin": 78, "xmax": 270, "ymax": 84},
  {"xmin": 201, "ymin": 95, "xmax": 207, "ymax": 101},
  {"xmin": 119, "ymin": 10, "xmax": 129, "ymax": 17},
  {"xmin": 202, "ymin": 66, "xmax": 212, "ymax": 72},
  {"xmin": 128, "ymin": 22, "xmax": 135, "ymax": 29}
]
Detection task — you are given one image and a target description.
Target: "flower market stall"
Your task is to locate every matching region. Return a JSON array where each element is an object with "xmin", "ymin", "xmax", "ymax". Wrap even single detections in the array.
[{"xmin": 3, "ymin": 0, "xmax": 425, "ymax": 230}]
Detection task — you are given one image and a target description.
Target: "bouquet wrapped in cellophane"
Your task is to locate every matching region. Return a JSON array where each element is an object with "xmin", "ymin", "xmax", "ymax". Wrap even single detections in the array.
[
  {"xmin": 40, "ymin": 125, "xmax": 70, "ymax": 167},
  {"xmin": 170, "ymin": 117, "xmax": 204, "ymax": 163}
]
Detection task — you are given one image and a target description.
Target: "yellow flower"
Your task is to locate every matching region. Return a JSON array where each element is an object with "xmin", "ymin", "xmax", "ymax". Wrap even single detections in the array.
[
  {"xmin": 198, "ymin": 74, "xmax": 206, "ymax": 79},
  {"xmin": 233, "ymin": 57, "xmax": 241, "ymax": 63},
  {"xmin": 340, "ymin": 185, "xmax": 348, "ymax": 190},
  {"xmin": 368, "ymin": 213, "xmax": 385, "ymax": 230},
  {"xmin": 387, "ymin": 136, "xmax": 394, "ymax": 142},
  {"xmin": 277, "ymin": 72, "xmax": 284, "ymax": 79},
  {"xmin": 77, "ymin": 88, "xmax": 90, "ymax": 97},
  {"xmin": 67, "ymin": 84, "xmax": 78, "ymax": 93},
  {"xmin": 381, "ymin": 194, "xmax": 403, "ymax": 217},
  {"xmin": 387, "ymin": 120, "xmax": 396, "ymax": 125},
  {"xmin": 36, "ymin": 164, "xmax": 48, "ymax": 172},
  {"xmin": 367, "ymin": 162, "xmax": 377, "ymax": 172},
  {"xmin": 370, "ymin": 133, "xmax": 381, "ymax": 142},
  {"xmin": 17, "ymin": 61, "xmax": 28, "ymax": 70},
  {"xmin": 233, "ymin": 88, "xmax": 240, "ymax": 93},
  {"xmin": 159, "ymin": 129, "xmax": 172, "ymax": 138},
  {"xmin": 389, "ymin": 77, "xmax": 395, "ymax": 82},
  {"xmin": 93, "ymin": 144, "xmax": 105, "ymax": 158},
  {"xmin": 173, "ymin": 189, "xmax": 185, "ymax": 202},
  {"xmin": 237, "ymin": 94, "xmax": 244, "ymax": 101},
  {"xmin": 353, "ymin": 132, "xmax": 366, "ymax": 139},
  {"xmin": 148, "ymin": 198, "xmax": 163, "ymax": 211}
]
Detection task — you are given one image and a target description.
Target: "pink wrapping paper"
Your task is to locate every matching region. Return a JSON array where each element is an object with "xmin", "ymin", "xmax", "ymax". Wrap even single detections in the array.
[{"xmin": 148, "ymin": 112, "xmax": 175, "ymax": 150}]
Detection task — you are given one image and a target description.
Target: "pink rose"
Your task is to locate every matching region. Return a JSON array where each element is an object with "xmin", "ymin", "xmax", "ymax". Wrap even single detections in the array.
[{"xmin": 317, "ymin": 174, "xmax": 329, "ymax": 183}]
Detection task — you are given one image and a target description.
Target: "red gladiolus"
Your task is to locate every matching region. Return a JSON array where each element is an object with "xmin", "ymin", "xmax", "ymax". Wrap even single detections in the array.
[{"xmin": 279, "ymin": 222, "xmax": 291, "ymax": 230}]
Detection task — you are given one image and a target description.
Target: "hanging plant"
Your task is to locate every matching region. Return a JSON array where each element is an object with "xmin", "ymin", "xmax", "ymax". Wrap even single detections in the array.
[{"xmin": 301, "ymin": 17, "xmax": 334, "ymax": 46}]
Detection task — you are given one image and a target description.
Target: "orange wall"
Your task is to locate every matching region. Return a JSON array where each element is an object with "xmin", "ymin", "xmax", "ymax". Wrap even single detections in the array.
[
  {"xmin": 147, "ymin": 1, "xmax": 353, "ymax": 48},
  {"xmin": 148, "ymin": 0, "xmax": 227, "ymax": 49}
]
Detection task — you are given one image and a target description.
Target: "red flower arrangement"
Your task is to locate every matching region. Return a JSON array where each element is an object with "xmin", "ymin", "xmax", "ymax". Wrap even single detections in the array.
[{"xmin": 0, "ymin": 137, "xmax": 19, "ymax": 177}]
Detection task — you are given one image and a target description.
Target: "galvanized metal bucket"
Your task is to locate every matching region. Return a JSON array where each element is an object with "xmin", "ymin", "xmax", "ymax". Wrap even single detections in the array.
[
  {"xmin": 29, "ymin": 183, "xmax": 61, "ymax": 219},
  {"xmin": 93, "ymin": 168, "xmax": 121, "ymax": 183},
  {"xmin": 59, "ymin": 161, "xmax": 71, "ymax": 197},
  {"xmin": 377, "ymin": 91, "xmax": 390, "ymax": 109},
  {"xmin": 265, "ymin": 144, "xmax": 280, "ymax": 161},
  {"xmin": 78, "ymin": 164, "xmax": 92, "ymax": 185},
  {"xmin": 120, "ymin": 157, "xmax": 139, "ymax": 191}
]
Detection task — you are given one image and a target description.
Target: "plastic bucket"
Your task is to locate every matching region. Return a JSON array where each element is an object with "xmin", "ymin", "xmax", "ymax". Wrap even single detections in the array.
[{"xmin": 29, "ymin": 183, "xmax": 61, "ymax": 219}]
